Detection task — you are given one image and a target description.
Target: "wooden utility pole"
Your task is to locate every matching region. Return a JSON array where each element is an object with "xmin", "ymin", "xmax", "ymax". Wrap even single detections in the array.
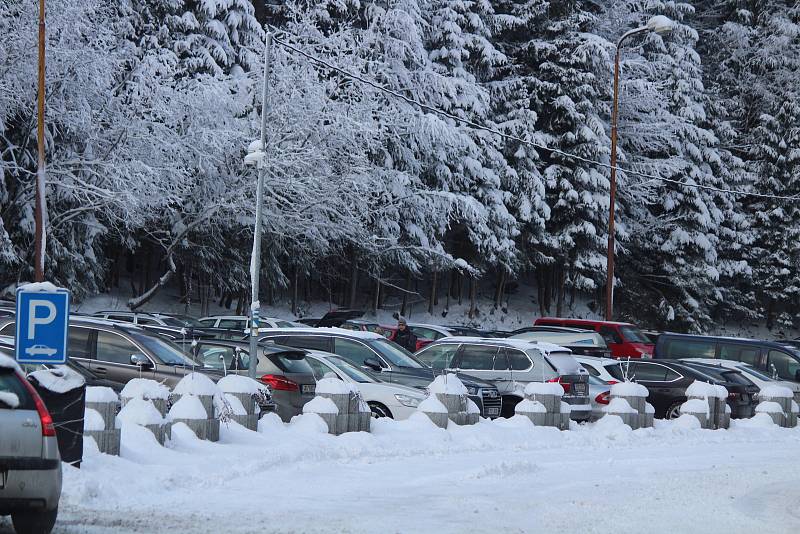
[{"xmin": 34, "ymin": 0, "xmax": 46, "ymax": 282}]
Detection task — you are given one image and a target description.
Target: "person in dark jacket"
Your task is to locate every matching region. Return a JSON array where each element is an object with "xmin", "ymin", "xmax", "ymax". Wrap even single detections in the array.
[{"xmin": 394, "ymin": 317, "xmax": 417, "ymax": 352}]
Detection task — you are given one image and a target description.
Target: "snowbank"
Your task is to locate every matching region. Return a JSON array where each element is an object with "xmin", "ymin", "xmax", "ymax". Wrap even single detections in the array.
[
  {"xmin": 610, "ymin": 381, "xmax": 649, "ymax": 398},
  {"xmin": 603, "ymin": 397, "xmax": 636, "ymax": 414},
  {"xmin": 173, "ymin": 372, "xmax": 220, "ymax": 396},
  {"xmin": 686, "ymin": 381, "xmax": 727, "ymax": 399},
  {"xmin": 523, "ymin": 381, "xmax": 564, "ymax": 397},
  {"xmin": 121, "ymin": 378, "xmax": 170, "ymax": 400},
  {"xmin": 28, "ymin": 366, "xmax": 86, "ymax": 393},
  {"xmin": 168, "ymin": 395, "xmax": 208, "ymax": 420},
  {"xmin": 116, "ymin": 397, "xmax": 165, "ymax": 427},
  {"xmin": 417, "ymin": 396, "xmax": 448, "ymax": 414},
  {"xmin": 303, "ymin": 396, "xmax": 339, "ymax": 414},
  {"xmin": 515, "ymin": 399, "xmax": 546, "ymax": 413},
  {"xmin": 0, "ymin": 391, "xmax": 19, "ymax": 408},
  {"xmin": 85, "ymin": 386, "xmax": 119, "ymax": 403},
  {"xmin": 217, "ymin": 374, "xmax": 267, "ymax": 395},
  {"xmin": 758, "ymin": 385, "xmax": 794, "ymax": 399},
  {"xmin": 755, "ymin": 401, "xmax": 784, "ymax": 414},
  {"xmin": 315, "ymin": 376, "xmax": 351, "ymax": 395},
  {"xmin": 428, "ymin": 373, "xmax": 468, "ymax": 395},
  {"xmin": 84, "ymin": 408, "xmax": 106, "ymax": 431}
]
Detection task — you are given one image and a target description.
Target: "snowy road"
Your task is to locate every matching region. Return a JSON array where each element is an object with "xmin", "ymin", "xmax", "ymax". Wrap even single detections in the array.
[{"xmin": 3, "ymin": 414, "xmax": 799, "ymax": 534}]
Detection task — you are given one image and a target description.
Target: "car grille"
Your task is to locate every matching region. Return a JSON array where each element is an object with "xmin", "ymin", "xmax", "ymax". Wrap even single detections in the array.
[{"xmin": 480, "ymin": 388, "xmax": 502, "ymax": 417}]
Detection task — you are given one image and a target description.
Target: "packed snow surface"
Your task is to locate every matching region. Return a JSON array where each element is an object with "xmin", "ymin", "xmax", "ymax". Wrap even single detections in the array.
[
  {"xmin": 515, "ymin": 399, "xmax": 547, "ymax": 414},
  {"xmin": 121, "ymin": 378, "xmax": 170, "ymax": 400},
  {"xmin": 168, "ymin": 395, "xmax": 209, "ymax": 420},
  {"xmin": 758, "ymin": 385, "xmax": 794, "ymax": 399},
  {"xmin": 315, "ymin": 376, "xmax": 352, "ymax": 395},
  {"xmin": 217, "ymin": 374, "xmax": 267, "ymax": 395},
  {"xmin": 85, "ymin": 386, "xmax": 119, "ymax": 403},
  {"xmin": 173, "ymin": 372, "xmax": 219, "ymax": 396},
  {"xmin": 611, "ymin": 381, "xmax": 649, "ymax": 398},
  {"xmin": 686, "ymin": 380, "xmax": 727, "ymax": 399},
  {"xmin": 303, "ymin": 396, "xmax": 339, "ymax": 414},
  {"xmin": 116, "ymin": 398, "xmax": 165, "ymax": 427},
  {"xmin": 428, "ymin": 373, "xmax": 468, "ymax": 395},
  {"xmin": 417, "ymin": 395, "xmax": 448, "ymax": 414},
  {"xmin": 45, "ymin": 408, "xmax": 800, "ymax": 534},
  {"xmin": 0, "ymin": 391, "xmax": 19, "ymax": 408},
  {"xmin": 28, "ymin": 366, "xmax": 86, "ymax": 393},
  {"xmin": 524, "ymin": 381, "xmax": 564, "ymax": 397},
  {"xmin": 83, "ymin": 408, "xmax": 106, "ymax": 431}
]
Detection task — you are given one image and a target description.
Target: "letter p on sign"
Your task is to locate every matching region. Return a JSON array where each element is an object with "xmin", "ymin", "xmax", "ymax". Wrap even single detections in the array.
[{"xmin": 28, "ymin": 299, "xmax": 57, "ymax": 338}]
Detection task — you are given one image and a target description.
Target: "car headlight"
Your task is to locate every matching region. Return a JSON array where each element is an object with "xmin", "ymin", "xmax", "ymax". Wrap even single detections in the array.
[
  {"xmin": 466, "ymin": 386, "xmax": 478, "ymax": 396},
  {"xmin": 395, "ymin": 394, "xmax": 422, "ymax": 407}
]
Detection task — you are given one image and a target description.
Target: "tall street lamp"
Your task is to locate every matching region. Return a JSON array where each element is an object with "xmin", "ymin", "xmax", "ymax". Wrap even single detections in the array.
[{"xmin": 605, "ymin": 15, "xmax": 673, "ymax": 320}]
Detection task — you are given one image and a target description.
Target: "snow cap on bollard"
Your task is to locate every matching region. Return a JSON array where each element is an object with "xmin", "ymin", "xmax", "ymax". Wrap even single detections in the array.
[
  {"xmin": 610, "ymin": 381, "xmax": 649, "ymax": 398},
  {"xmin": 523, "ymin": 381, "xmax": 564, "ymax": 397},
  {"xmin": 428, "ymin": 373, "xmax": 469, "ymax": 395},
  {"xmin": 121, "ymin": 378, "xmax": 170, "ymax": 400}
]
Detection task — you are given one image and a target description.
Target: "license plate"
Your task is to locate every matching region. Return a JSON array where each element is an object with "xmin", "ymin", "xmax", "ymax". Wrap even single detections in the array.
[
  {"xmin": 573, "ymin": 383, "xmax": 587, "ymax": 396},
  {"xmin": 301, "ymin": 384, "xmax": 315, "ymax": 395},
  {"xmin": 486, "ymin": 408, "xmax": 500, "ymax": 416}
]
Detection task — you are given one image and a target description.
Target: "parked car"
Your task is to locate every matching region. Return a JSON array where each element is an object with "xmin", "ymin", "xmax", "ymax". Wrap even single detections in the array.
[
  {"xmin": 0, "ymin": 317, "xmax": 221, "ymax": 388},
  {"xmin": 174, "ymin": 338, "xmax": 316, "ymax": 421},
  {"xmin": 642, "ymin": 330, "xmax": 662, "ymax": 344},
  {"xmin": 1, "ymin": 355, "xmax": 61, "ymax": 534},
  {"xmin": 382, "ymin": 325, "xmax": 433, "ymax": 352},
  {"xmin": 91, "ymin": 311, "xmax": 203, "ymax": 329},
  {"xmin": 414, "ymin": 337, "xmax": 591, "ymax": 421},
  {"xmin": 340, "ymin": 319, "xmax": 391, "ymax": 337},
  {"xmin": 257, "ymin": 328, "xmax": 502, "ymax": 418},
  {"xmin": 684, "ymin": 358, "xmax": 800, "ymax": 402},
  {"xmin": 654, "ymin": 333, "xmax": 800, "ymax": 385},
  {"xmin": 534, "ymin": 318, "xmax": 654, "ymax": 359},
  {"xmin": 199, "ymin": 315, "xmax": 304, "ymax": 331},
  {"xmin": 510, "ymin": 331, "xmax": 611, "ymax": 358},
  {"xmin": 295, "ymin": 309, "xmax": 365, "ymax": 328},
  {"xmin": 603, "ymin": 359, "xmax": 758, "ymax": 419},
  {"xmin": 303, "ymin": 351, "xmax": 427, "ymax": 419},
  {"xmin": 574, "ymin": 355, "xmax": 622, "ymax": 383},
  {"xmin": 588, "ymin": 375, "xmax": 611, "ymax": 421}
]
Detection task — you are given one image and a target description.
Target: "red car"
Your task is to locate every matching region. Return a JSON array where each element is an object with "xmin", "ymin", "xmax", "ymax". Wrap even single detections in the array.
[
  {"xmin": 534, "ymin": 318, "xmax": 654, "ymax": 359},
  {"xmin": 383, "ymin": 326, "xmax": 433, "ymax": 352}
]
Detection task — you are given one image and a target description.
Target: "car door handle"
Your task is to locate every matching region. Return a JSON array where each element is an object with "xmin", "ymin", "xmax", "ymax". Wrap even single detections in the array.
[{"xmin": 94, "ymin": 366, "xmax": 108, "ymax": 374}]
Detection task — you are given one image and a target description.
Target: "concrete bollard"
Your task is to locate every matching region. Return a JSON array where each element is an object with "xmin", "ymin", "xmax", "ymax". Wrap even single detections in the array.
[
  {"xmin": 418, "ymin": 395, "xmax": 449, "ymax": 429},
  {"xmin": 680, "ymin": 398, "xmax": 710, "ymax": 429},
  {"xmin": 217, "ymin": 375, "xmax": 271, "ymax": 417},
  {"xmin": 755, "ymin": 401, "xmax": 786, "ymax": 426},
  {"xmin": 168, "ymin": 394, "xmax": 216, "ymax": 440},
  {"xmin": 120, "ymin": 379, "xmax": 170, "ymax": 417},
  {"xmin": 603, "ymin": 397, "xmax": 639, "ymax": 429},
  {"xmin": 757, "ymin": 386, "xmax": 797, "ymax": 428},
  {"xmin": 303, "ymin": 396, "xmax": 344, "ymax": 434},
  {"xmin": 424, "ymin": 374, "xmax": 478, "ymax": 427},
  {"xmin": 515, "ymin": 399, "xmax": 547, "ymax": 426},
  {"xmin": 222, "ymin": 393, "xmax": 258, "ymax": 431},
  {"xmin": 685, "ymin": 381, "xmax": 729, "ymax": 429},
  {"xmin": 644, "ymin": 403, "xmax": 655, "ymax": 429},
  {"xmin": 522, "ymin": 382, "xmax": 565, "ymax": 429},
  {"xmin": 602, "ymin": 382, "xmax": 652, "ymax": 429},
  {"xmin": 83, "ymin": 407, "xmax": 121, "ymax": 455},
  {"xmin": 116, "ymin": 397, "xmax": 169, "ymax": 445}
]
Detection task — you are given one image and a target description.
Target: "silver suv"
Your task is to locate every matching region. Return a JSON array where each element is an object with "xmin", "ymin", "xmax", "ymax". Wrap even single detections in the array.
[
  {"xmin": 415, "ymin": 337, "xmax": 591, "ymax": 421},
  {"xmin": 1, "ymin": 359, "xmax": 61, "ymax": 533}
]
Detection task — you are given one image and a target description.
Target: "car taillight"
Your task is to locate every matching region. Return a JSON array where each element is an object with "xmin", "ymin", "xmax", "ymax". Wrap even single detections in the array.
[
  {"xmin": 17, "ymin": 372, "xmax": 56, "ymax": 437},
  {"xmin": 728, "ymin": 392, "xmax": 740, "ymax": 399},
  {"xmin": 260, "ymin": 374, "xmax": 299, "ymax": 392},
  {"xmin": 595, "ymin": 391, "xmax": 610, "ymax": 405},
  {"xmin": 547, "ymin": 377, "xmax": 571, "ymax": 393},
  {"xmin": 607, "ymin": 380, "xmax": 619, "ymax": 385}
]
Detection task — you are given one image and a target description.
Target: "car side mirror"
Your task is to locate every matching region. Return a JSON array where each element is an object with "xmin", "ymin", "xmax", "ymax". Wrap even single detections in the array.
[
  {"xmin": 130, "ymin": 354, "xmax": 152, "ymax": 369},
  {"xmin": 363, "ymin": 358, "xmax": 382, "ymax": 372}
]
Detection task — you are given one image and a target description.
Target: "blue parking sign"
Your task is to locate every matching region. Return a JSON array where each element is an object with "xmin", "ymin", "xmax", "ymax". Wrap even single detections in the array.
[{"xmin": 15, "ymin": 285, "xmax": 70, "ymax": 364}]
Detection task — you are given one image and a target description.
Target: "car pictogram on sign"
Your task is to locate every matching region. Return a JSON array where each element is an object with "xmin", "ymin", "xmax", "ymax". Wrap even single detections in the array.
[{"xmin": 24, "ymin": 344, "xmax": 57, "ymax": 357}]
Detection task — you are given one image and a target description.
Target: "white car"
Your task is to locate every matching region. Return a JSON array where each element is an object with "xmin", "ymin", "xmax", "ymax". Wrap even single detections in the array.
[
  {"xmin": 25, "ymin": 344, "xmax": 57, "ymax": 357},
  {"xmin": 685, "ymin": 358, "xmax": 800, "ymax": 401},
  {"xmin": 303, "ymin": 350, "xmax": 427, "ymax": 420},
  {"xmin": 198, "ymin": 315, "xmax": 304, "ymax": 331},
  {"xmin": 574, "ymin": 355, "xmax": 622, "ymax": 383}
]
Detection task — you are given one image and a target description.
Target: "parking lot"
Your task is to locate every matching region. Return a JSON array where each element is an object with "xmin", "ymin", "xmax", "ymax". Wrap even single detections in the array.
[{"xmin": 2, "ymin": 414, "xmax": 797, "ymax": 534}]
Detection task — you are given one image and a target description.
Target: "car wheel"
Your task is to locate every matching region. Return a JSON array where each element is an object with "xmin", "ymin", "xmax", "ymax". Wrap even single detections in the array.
[
  {"xmin": 12, "ymin": 507, "xmax": 58, "ymax": 534},
  {"xmin": 368, "ymin": 402, "xmax": 393, "ymax": 419},
  {"xmin": 665, "ymin": 401, "xmax": 683, "ymax": 420}
]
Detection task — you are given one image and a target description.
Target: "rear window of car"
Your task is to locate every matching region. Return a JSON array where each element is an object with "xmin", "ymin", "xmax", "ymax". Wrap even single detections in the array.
[
  {"xmin": 664, "ymin": 339, "xmax": 716, "ymax": 359},
  {"xmin": 0, "ymin": 369, "xmax": 34, "ymax": 410},
  {"xmin": 268, "ymin": 352, "xmax": 314, "ymax": 374},
  {"xmin": 544, "ymin": 352, "xmax": 582, "ymax": 374}
]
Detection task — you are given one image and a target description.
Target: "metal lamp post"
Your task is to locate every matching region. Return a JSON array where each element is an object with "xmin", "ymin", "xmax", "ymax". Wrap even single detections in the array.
[
  {"xmin": 245, "ymin": 32, "xmax": 272, "ymax": 379},
  {"xmin": 605, "ymin": 15, "xmax": 673, "ymax": 321}
]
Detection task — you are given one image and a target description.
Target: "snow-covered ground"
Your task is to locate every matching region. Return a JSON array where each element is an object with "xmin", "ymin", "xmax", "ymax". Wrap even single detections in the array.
[{"xmin": 5, "ymin": 413, "xmax": 798, "ymax": 534}]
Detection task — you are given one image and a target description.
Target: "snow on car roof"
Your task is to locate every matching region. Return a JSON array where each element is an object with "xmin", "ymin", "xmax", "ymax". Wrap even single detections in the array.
[
  {"xmin": 538, "ymin": 317, "xmax": 636, "ymax": 326},
  {"xmin": 259, "ymin": 327, "xmax": 386, "ymax": 340},
  {"xmin": 434, "ymin": 336, "xmax": 570, "ymax": 354}
]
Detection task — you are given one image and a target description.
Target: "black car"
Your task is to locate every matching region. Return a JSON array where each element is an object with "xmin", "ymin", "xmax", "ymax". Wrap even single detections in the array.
[
  {"xmin": 296, "ymin": 310, "xmax": 365, "ymax": 328},
  {"xmin": 257, "ymin": 328, "xmax": 503, "ymax": 418},
  {"xmin": 604, "ymin": 359, "xmax": 758, "ymax": 419}
]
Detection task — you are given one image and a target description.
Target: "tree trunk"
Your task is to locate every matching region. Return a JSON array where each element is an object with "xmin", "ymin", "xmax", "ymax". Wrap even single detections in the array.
[
  {"xmin": 348, "ymin": 261, "xmax": 358, "ymax": 309},
  {"xmin": 556, "ymin": 268, "xmax": 565, "ymax": 318},
  {"xmin": 494, "ymin": 270, "xmax": 506, "ymax": 309},
  {"xmin": 458, "ymin": 273, "xmax": 463, "ymax": 306},
  {"xmin": 537, "ymin": 268, "xmax": 546, "ymax": 317},
  {"xmin": 468, "ymin": 276, "xmax": 478, "ymax": 319},
  {"xmin": 291, "ymin": 268, "xmax": 299, "ymax": 316},
  {"xmin": 428, "ymin": 271, "xmax": 438, "ymax": 315},
  {"xmin": 400, "ymin": 272, "xmax": 411, "ymax": 317},
  {"xmin": 373, "ymin": 277, "xmax": 380, "ymax": 316}
]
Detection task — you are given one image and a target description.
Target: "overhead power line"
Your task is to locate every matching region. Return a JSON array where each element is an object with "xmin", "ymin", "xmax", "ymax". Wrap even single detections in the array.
[{"xmin": 270, "ymin": 33, "xmax": 800, "ymax": 203}]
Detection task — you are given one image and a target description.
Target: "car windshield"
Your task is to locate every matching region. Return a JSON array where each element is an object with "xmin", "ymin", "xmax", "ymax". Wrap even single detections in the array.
[
  {"xmin": 739, "ymin": 365, "xmax": 774, "ymax": 381},
  {"xmin": 370, "ymin": 339, "xmax": 425, "ymax": 368},
  {"xmin": 619, "ymin": 326, "xmax": 650, "ymax": 343},
  {"xmin": 328, "ymin": 356, "xmax": 377, "ymax": 383},
  {"xmin": 129, "ymin": 331, "xmax": 198, "ymax": 366}
]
